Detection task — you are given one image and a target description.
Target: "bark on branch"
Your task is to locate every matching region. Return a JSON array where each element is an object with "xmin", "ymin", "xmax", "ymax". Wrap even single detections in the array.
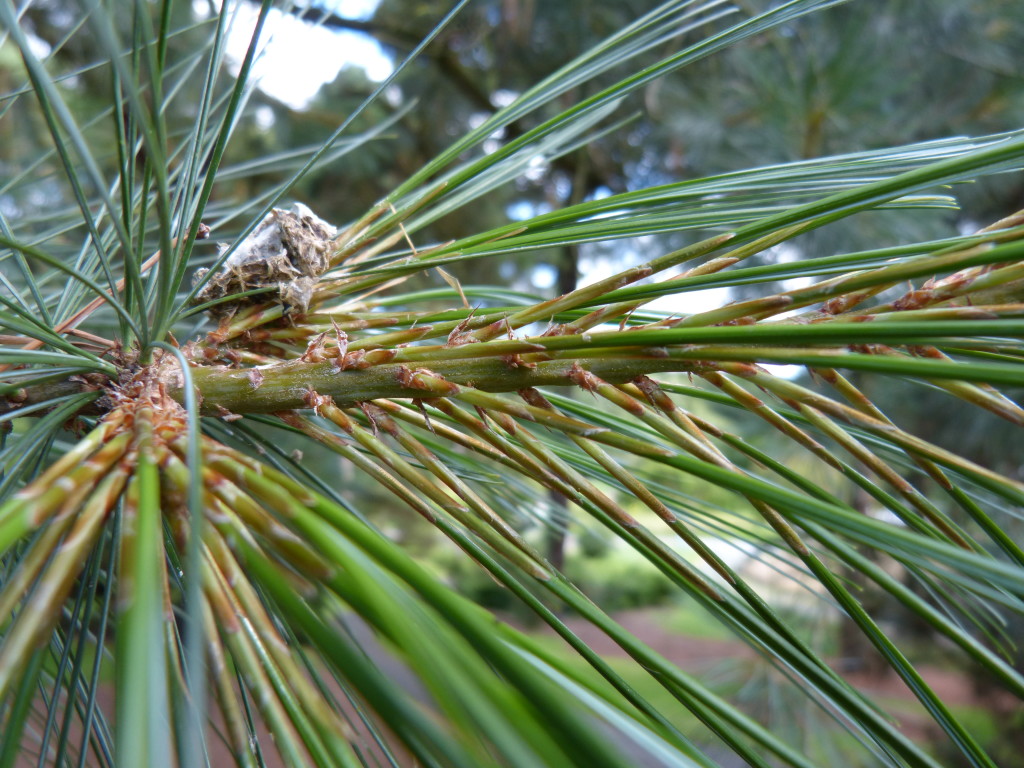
[{"xmin": 177, "ymin": 356, "xmax": 699, "ymax": 414}]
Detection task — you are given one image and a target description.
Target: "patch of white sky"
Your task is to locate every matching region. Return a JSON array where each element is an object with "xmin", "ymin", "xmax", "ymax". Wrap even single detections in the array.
[
  {"xmin": 468, "ymin": 90, "xmax": 520, "ymax": 155},
  {"xmin": 771, "ymin": 242, "xmax": 815, "ymax": 292},
  {"xmin": 201, "ymin": 0, "xmax": 392, "ymax": 110},
  {"xmin": 23, "ymin": 29, "xmax": 53, "ymax": 58}
]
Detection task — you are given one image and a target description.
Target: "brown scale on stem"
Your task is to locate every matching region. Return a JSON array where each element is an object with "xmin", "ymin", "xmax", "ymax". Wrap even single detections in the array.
[
  {"xmin": 567, "ymin": 362, "xmax": 599, "ymax": 393},
  {"xmin": 337, "ymin": 348, "xmax": 369, "ymax": 369},
  {"xmin": 302, "ymin": 387, "xmax": 329, "ymax": 414},
  {"xmin": 517, "ymin": 388, "xmax": 550, "ymax": 410},
  {"xmin": 445, "ymin": 311, "xmax": 478, "ymax": 347},
  {"xmin": 501, "ymin": 353, "xmax": 537, "ymax": 369},
  {"xmin": 246, "ymin": 368, "xmax": 264, "ymax": 390},
  {"xmin": 215, "ymin": 405, "xmax": 243, "ymax": 422},
  {"xmin": 356, "ymin": 401, "xmax": 383, "ymax": 436},
  {"xmin": 396, "ymin": 365, "xmax": 461, "ymax": 397},
  {"xmin": 891, "ymin": 284, "xmax": 939, "ymax": 312},
  {"xmin": 633, "ymin": 376, "xmax": 675, "ymax": 412},
  {"xmin": 330, "ymin": 320, "xmax": 349, "ymax": 369},
  {"xmin": 298, "ymin": 332, "xmax": 330, "ymax": 363}
]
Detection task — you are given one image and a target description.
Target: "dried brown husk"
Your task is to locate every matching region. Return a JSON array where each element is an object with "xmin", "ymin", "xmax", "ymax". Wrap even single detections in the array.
[{"xmin": 193, "ymin": 203, "xmax": 336, "ymax": 316}]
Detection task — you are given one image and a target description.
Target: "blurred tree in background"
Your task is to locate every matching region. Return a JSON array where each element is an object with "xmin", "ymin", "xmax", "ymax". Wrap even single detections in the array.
[
  {"xmin": 276, "ymin": 0, "xmax": 1024, "ymax": 277},
  {"xmin": 3, "ymin": 1, "xmax": 1024, "ymax": 766}
]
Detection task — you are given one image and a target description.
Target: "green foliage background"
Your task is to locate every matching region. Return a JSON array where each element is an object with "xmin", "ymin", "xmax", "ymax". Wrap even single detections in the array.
[{"xmin": 1, "ymin": 1, "xmax": 1024, "ymax": 767}]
